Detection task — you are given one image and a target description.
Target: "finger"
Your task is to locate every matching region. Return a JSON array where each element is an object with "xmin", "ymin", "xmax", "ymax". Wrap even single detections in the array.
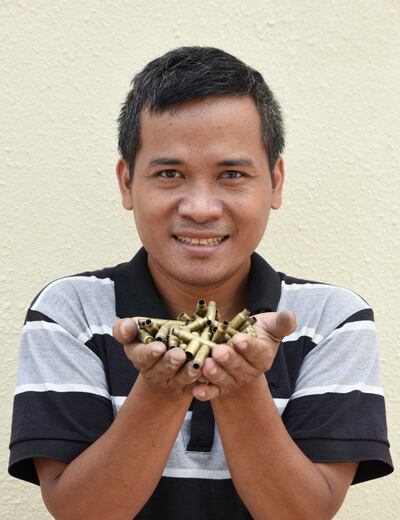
[
  {"xmin": 112, "ymin": 318, "xmax": 139, "ymax": 344},
  {"xmin": 256, "ymin": 310, "xmax": 296, "ymax": 342},
  {"xmin": 125, "ymin": 341, "xmax": 166, "ymax": 370},
  {"xmin": 163, "ymin": 347, "xmax": 188, "ymax": 371},
  {"xmin": 174, "ymin": 361, "xmax": 203, "ymax": 386},
  {"xmin": 145, "ymin": 347, "xmax": 187, "ymax": 382},
  {"xmin": 192, "ymin": 382, "xmax": 220, "ymax": 401},
  {"xmin": 230, "ymin": 334, "xmax": 275, "ymax": 372},
  {"xmin": 211, "ymin": 344, "xmax": 244, "ymax": 373},
  {"xmin": 206, "ymin": 345, "xmax": 254, "ymax": 383}
]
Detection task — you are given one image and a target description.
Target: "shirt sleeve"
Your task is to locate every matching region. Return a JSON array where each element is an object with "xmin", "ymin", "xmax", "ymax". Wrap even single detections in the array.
[
  {"xmin": 281, "ymin": 299, "xmax": 393, "ymax": 484},
  {"xmin": 9, "ymin": 278, "xmax": 115, "ymax": 485}
]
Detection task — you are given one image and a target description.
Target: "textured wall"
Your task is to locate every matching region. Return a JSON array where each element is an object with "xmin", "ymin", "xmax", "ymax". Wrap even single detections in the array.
[{"xmin": 1, "ymin": 1, "xmax": 398, "ymax": 518}]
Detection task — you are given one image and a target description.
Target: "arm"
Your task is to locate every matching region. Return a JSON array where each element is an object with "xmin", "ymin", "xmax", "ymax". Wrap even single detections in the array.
[
  {"xmin": 193, "ymin": 311, "xmax": 357, "ymax": 520},
  {"xmin": 35, "ymin": 319, "xmax": 200, "ymax": 520},
  {"xmin": 212, "ymin": 376, "xmax": 357, "ymax": 520}
]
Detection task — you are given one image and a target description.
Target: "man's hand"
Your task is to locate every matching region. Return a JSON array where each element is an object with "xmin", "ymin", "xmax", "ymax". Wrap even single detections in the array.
[
  {"xmin": 192, "ymin": 310, "xmax": 296, "ymax": 401},
  {"xmin": 113, "ymin": 318, "xmax": 202, "ymax": 395}
]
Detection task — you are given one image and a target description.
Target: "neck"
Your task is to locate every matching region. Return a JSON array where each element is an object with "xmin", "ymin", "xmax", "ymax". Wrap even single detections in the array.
[{"xmin": 147, "ymin": 259, "xmax": 251, "ymax": 322}]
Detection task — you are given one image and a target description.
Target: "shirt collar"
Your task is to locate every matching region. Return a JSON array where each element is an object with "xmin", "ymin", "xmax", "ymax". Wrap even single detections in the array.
[
  {"xmin": 247, "ymin": 251, "xmax": 282, "ymax": 314},
  {"xmin": 114, "ymin": 247, "xmax": 281, "ymax": 319}
]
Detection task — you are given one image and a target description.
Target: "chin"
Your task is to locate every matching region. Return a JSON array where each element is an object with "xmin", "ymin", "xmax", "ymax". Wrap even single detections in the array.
[{"xmin": 172, "ymin": 268, "xmax": 226, "ymax": 287}]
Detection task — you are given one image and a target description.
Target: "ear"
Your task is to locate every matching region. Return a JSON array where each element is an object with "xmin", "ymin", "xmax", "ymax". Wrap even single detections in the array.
[
  {"xmin": 116, "ymin": 158, "xmax": 133, "ymax": 210},
  {"xmin": 271, "ymin": 156, "xmax": 285, "ymax": 210}
]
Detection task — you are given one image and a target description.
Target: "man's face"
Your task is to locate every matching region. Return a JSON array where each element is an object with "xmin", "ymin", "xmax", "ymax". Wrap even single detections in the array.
[{"xmin": 117, "ymin": 95, "xmax": 284, "ymax": 288}]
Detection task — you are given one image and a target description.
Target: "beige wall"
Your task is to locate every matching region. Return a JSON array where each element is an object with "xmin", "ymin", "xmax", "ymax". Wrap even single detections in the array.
[{"xmin": 1, "ymin": 1, "xmax": 398, "ymax": 518}]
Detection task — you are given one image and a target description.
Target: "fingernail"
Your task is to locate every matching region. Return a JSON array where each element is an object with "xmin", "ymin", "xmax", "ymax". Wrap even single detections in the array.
[
  {"xmin": 120, "ymin": 323, "xmax": 128, "ymax": 338},
  {"xmin": 152, "ymin": 346, "xmax": 164, "ymax": 357},
  {"xmin": 219, "ymin": 351, "xmax": 229, "ymax": 362},
  {"xmin": 209, "ymin": 365, "xmax": 217, "ymax": 375},
  {"xmin": 235, "ymin": 340, "xmax": 248, "ymax": 351},
  {"xmin": 198, "ymin": 389, "xmax": 206, "ymax": 398},
  {"xmin": 170, "ymin": 356, "xmax": 182, "ymax": 366}
]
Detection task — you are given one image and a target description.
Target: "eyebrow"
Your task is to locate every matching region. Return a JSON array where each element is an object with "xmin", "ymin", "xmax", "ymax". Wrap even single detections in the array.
[
  {"xmin": 216, "ymin": 158, "xmax": 254, "ymax": 167},
  {"xmin": 148, "ymin": 157, "xmax": 255, "ymax": 167},
  {"xmin": 148, "ymin": 157, "xmax": 183, "ymax": 167}
]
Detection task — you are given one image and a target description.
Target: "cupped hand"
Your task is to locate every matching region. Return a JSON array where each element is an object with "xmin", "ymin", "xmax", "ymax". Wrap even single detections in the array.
[
  {"xmin": 192, "ymin": 310, "xmax": 296, "ymax": 401},
  {"xmin": 112, "ymin": 318, "xmax": 202, "ymax": 395}
]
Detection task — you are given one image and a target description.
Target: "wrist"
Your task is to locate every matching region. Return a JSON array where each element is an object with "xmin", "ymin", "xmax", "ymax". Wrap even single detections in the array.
[
  {"xmin": 134, "ymin": 374, "xmax": 193, "ymax": 406},
  {"xmin": 214, "ymin": 374, "xmax": 271, "ymax": 405}
]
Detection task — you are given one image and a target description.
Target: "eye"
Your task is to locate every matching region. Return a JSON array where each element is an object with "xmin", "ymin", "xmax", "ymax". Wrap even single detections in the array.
[
  {"xmin": 220, "ymin": 170, "xmax": 243, "ymax": 179},
  {"xmin": 159, "ymin": 169, "xmax": 182, "ymax": 179}
]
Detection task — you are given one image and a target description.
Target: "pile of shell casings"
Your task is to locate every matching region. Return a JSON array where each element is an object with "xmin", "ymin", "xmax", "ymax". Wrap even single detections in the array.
[{"xmin": 137, "ymin": 299, "xmax": 257, "ymax": 369}]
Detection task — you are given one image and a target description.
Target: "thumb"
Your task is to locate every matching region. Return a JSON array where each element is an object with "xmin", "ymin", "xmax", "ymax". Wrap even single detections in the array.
[
  {"xmin": 258, "ymin": 310, "xmax": 296, "ymax": 342},
  {"xmin": 112, "ymin": 317, "xmax": 139, "ymax": 344}
]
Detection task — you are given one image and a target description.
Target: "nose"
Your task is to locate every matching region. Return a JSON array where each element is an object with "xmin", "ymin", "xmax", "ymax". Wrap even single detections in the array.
[{"xmin": 177, "ymin": 186, "xmax": 224, "ymax": 223}]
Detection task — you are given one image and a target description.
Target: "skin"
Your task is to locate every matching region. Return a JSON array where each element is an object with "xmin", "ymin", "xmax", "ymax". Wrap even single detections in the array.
[
  {"xmin": 34, "ymin": 95, "xmax": 357, "ymax": 519},
  {"xmin": 118, "ymin": 95, "xmax": 284, "ymax": 319}
]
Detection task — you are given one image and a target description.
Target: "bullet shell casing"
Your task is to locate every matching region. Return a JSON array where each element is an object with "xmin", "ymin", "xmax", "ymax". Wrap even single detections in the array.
[
  {"xmin": 185, "ymin": 337, "xmax": 202, "ymax": 360},
  {"xmin": 137, "ymin": 329, "xmax": 155, "ymax": 344},
  {"xmin": 228, "ymin": 309, "xmax": 251, "ymax": 331},
  {"xmin": 195, "ymin": 299, "xmax": 208, "ymax": 317},
  {"xmin": 155, "ymin": 321, "xmax": 176, "ymax": 342},
  {"xmin": 171, "ymin": 328, "xmax": 218, "ymax": 350},
  {"xmin": 143, "ymin": 319, "xmax": 160, "ymax": 335},
  {"xmin": 177, "ymin": 312, "xmax": 191, "ymax": 323},
  {"xmin": 137, "ymin": 301, "xmax": 256, "ymax": 367},
  {"xmin": 206, "ymin": 301, "xmax": 217, "ymax": 321},
  {"xmin": 211, "ymin": 321, "xmax": 229, "ymax": 343},
  {"xmin": 193, "ymin": 344, "xmax": 211, "ymax": 369},
  {"xmin": 183, "ymin": 316, "xmax": 208, "ymax": 332}
]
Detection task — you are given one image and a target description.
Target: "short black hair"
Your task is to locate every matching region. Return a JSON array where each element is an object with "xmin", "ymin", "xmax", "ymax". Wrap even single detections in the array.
[{"xmin": 118, "ymin": 46, "xmax": 284, "ymax": 175}]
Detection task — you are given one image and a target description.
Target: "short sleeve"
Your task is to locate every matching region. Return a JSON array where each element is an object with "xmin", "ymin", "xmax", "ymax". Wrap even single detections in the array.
[
  {"xmin": 282, "ymin": 304, "xmax": 393, "ymax": 484},
  {"xmin": 9, "ymin": 278, "xmax": 115, "ymax": 485}
]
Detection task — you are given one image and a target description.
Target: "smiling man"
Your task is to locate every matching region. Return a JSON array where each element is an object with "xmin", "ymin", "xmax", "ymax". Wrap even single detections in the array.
[
  {"xmin": 9, "ymin": 47, "xmax": 393, "ymax": 519},
  {"xmin": 117, "ymin": 95, "xmax": 283, "ymax": 318}
]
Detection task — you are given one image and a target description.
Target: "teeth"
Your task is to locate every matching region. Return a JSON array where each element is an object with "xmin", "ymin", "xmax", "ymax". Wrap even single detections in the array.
[{"xmin": 176, "ymin": 236, "xmax": 225, "ymax": 246}]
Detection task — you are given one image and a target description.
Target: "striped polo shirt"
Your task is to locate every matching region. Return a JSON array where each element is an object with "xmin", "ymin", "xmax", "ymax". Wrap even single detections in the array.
[{"xmin": 9, "ymin": 248, "xmax": 393, "ymax": 519}]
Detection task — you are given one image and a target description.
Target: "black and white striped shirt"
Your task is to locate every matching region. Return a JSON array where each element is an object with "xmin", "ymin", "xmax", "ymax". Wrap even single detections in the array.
[{"xmin": 9, "ymin": 248, "xmax": 393, "ymax": 519}]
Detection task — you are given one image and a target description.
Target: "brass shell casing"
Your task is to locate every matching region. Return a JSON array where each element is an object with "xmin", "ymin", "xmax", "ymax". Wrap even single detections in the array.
[
  {"xmin": 238, "ymin": 316, "xmax": 257, "ymax": 332},
  {"xmin": 137, "ymin": 329, "xmax": 155, "ymax": 344},
  {"xmin": 168, "ymin": 327, "xmax": 182, "ymax": 348},
  {"xmin": 155, "ymin": 321, "xmax": 176, "ymax": 342},
  {"xmin": 206, "ymin": 301, "xmax": 217, "ymax": 321},
  {"xmin": 211, "ymin": 321, "xmax": 229, "ymax": 343},
  {"xmin": 185, "ymin": 335, "xmax": 202, "ymax": 360},
  {"xmin": 200, "ymin": 326, "xmax": 212, "ymax": 341},
  {"xmin": 242, "ymin": 325, "xmax": 257, "ymax": 337},
  {"xmin": 138, "ymin": 301, "xmax": 256, "ymax": 365},
  {"xmin": 195, "ymin": 299, "xmax": 208, "ymax": 317},
  {"xmin": 177, "ymin": 312, "xmax": 191, "ymax": 323},
  {"xmin": 171, "ymin": 328, "xmax": 218, "ymax": 350},
  {"xmin": 228, "ymin": 309, "xmax": 250, "ymax": 331},
  {"xmin": 183, "ymin": 316, "xmax": 208, "ymax": 332},
  {"xmin": 143, "ymin": 319, "xmax": 159, "ymax": 336},
  {"xmin": 193, "ymin": 344, "xmax": 211, "ymax": 369},
  {"xmin": 211, "ymin": 320, "xmax": 239, "ymax": 338}
]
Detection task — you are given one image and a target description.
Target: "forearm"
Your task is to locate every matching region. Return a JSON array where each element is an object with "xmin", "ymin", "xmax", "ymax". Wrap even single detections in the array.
[
  {"xmin": 211, "ymin": 376, "xmax": 345, "ymax": 520},
  {"xmin": 41, "ymin": 375, "xmax": 192, "ymax": 520}
]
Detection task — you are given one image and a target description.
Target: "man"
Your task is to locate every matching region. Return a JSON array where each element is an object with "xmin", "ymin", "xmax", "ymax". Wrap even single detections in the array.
[{"xmin": 9, "ymin": 47, "xmax": 393, "ymax": 519}]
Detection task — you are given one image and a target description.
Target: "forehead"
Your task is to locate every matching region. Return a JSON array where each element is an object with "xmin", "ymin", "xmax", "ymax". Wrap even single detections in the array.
[{"xmin": 137, "ymin": 95, "xmax": 267, "ymax": 161}]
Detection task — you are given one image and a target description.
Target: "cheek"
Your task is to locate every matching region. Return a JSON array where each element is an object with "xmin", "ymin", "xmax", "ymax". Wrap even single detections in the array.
[
  {"xmin": 238, "ymin": 198, "xmax": 271, "ymax": 246},
  {"xmin": 132, "ymin": 198, "xmax": 150, "ymax": 240},
  {"xmin": 246, "ymin": 217, "xmax": 269, "ymax": 249},
  {"xmin": 235, "ymin": 192, "xmax": 270, "ymax": 225},
  {"xmin": 132, "ymin": 197, "xmax": 171, "ymax": 240}
]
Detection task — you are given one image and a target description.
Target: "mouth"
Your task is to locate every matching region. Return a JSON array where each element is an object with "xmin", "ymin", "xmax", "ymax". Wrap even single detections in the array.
[{"xmin": 173, "ymin": 235, "xmax": 229, "ymax": 246}]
